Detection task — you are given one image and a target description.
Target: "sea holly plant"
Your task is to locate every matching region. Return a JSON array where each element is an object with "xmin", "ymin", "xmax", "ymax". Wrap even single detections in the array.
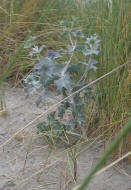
[{"xmin": 24, "ymin": 29, "xmax": 100, "ymax": 140}]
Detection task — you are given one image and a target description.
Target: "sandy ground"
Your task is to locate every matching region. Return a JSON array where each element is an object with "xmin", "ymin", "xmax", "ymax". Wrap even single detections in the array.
[{"xmin": 0, "ymin": 85, "xmax": 131, "ymax": 190}]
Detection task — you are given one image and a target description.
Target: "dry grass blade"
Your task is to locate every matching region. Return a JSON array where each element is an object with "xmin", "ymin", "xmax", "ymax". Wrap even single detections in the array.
[
  {"xmin": 72, "ymin": 151, "xmax": 131, "ymax": 190},
  {"xmin": 95, "ymin": 151, "xmax": 131, "ymax": 177},
  {"xmin": 114, "ymin": 165, "xmax": 131, "ymax": 180},
  {"xmin": 14, "ymin": 158, "xmax": 66, "ymax": 189},
  {"xmin": 0, "ymin": 61, "xmax": 130, "ymax": 150},
  {"xmin": 0, "ymin": 6, "xmax": 9, "ymax": 15}
]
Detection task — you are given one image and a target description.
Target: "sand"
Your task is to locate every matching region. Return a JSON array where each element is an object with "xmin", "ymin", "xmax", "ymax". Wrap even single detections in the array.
[{"xmin": 0, "ymin": 85, "xmax": 130, "ymax": 190}]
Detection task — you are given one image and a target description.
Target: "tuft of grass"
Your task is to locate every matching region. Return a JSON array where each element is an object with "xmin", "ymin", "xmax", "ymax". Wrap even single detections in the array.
[
  {"xmin": 0, "ymin": 0, "xmax": 80, "ymax": 83},
  {"xmin": 79, "ymin": 0, "xmax": 131, "ymax": 158},
  {"xmin": 0, "ymin": 0, "xmax": 130, "ymax": 159}
]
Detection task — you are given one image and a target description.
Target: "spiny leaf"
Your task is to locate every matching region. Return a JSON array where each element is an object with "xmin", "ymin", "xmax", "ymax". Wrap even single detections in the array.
[
  {"xmin": 37, "ymin": 57, "xmax": 64, "ymax": 86},
  {"xmin": 71, "ymin": 30, "xmax": 85, "ymax": 38},
  {"xmin": 84, "ymin": 35, "xmax": 100, "ymax": 56},
  {"xmin": 75, "ymin": 45, "xmax": 85, "ymax": 51},
  {"xmin": 67, "ymin": 63, "xmax": 83, "ymax": 73},
  {"xmin": 72, "ymin": 82, "xmax": 86, "ymax": 92},
  {"xmin": 58, "ymin": 100, "xmax": 70, "ymax": 118},
  {"xmin": 80, "ymin": 59, "xmax": 98, "ymax": 71},
  {"xmin": 66, "ymin": 118, "xmax": 76, "ymax": 131},
  {"xmin": 47, "ymin": 112, "xmax": 64, "ymax": 135},
  {"xmin": 46, "ymin": 49, "xmax": 61, "ymax": 59},
  {"xmin": 67, "ymin": 45, "xmax": 76, "ymax": 53},
  {"xmin": 55, "ymin": 74, "xmax": 73, "ymax": 93},
  {"xmin": 29, "ymin": 45, "xmax": 46, "ymax": 57},
  {"xmin": 83, "ymin": 45, "xmax": 99, "ymax": 56},
  {"xmin": 24, "ymin": 36, "xmax": 36, "ymax": 49},
  {"xmin": 70, "ymin": 95, "xmax": 86, "ymax": 126},
  {"xmin": 35, "ymin": 89, "xmax": 47, "ymax": 106},
  {"xmin": 37, "ymin": 122, "xmax": 48, "ymax": 133}
]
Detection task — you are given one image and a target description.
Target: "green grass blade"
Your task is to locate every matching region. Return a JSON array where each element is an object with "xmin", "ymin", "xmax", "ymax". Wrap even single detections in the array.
[{"xmin": 77, "ymin": 118, "xmax": 131, "ymax": 190}]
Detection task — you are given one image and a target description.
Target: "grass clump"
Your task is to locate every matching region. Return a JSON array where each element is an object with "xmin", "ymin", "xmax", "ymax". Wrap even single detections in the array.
[
  {"xmin": 0, "ymin": 0, "xmax": 80, "ymax": 82},
  {"xmin": 0, "ymin": 0, "xmax": 131, "ymax": 159},
  {"xmin": 75, "ymin": 0, "xmax": 131, "ymax": 158}
]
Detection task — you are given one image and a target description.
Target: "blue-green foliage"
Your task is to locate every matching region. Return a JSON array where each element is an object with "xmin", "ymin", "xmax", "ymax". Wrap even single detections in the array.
[{"xmin": 24, "ymin": 24, "xmax": 100, "ymax": 137}]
